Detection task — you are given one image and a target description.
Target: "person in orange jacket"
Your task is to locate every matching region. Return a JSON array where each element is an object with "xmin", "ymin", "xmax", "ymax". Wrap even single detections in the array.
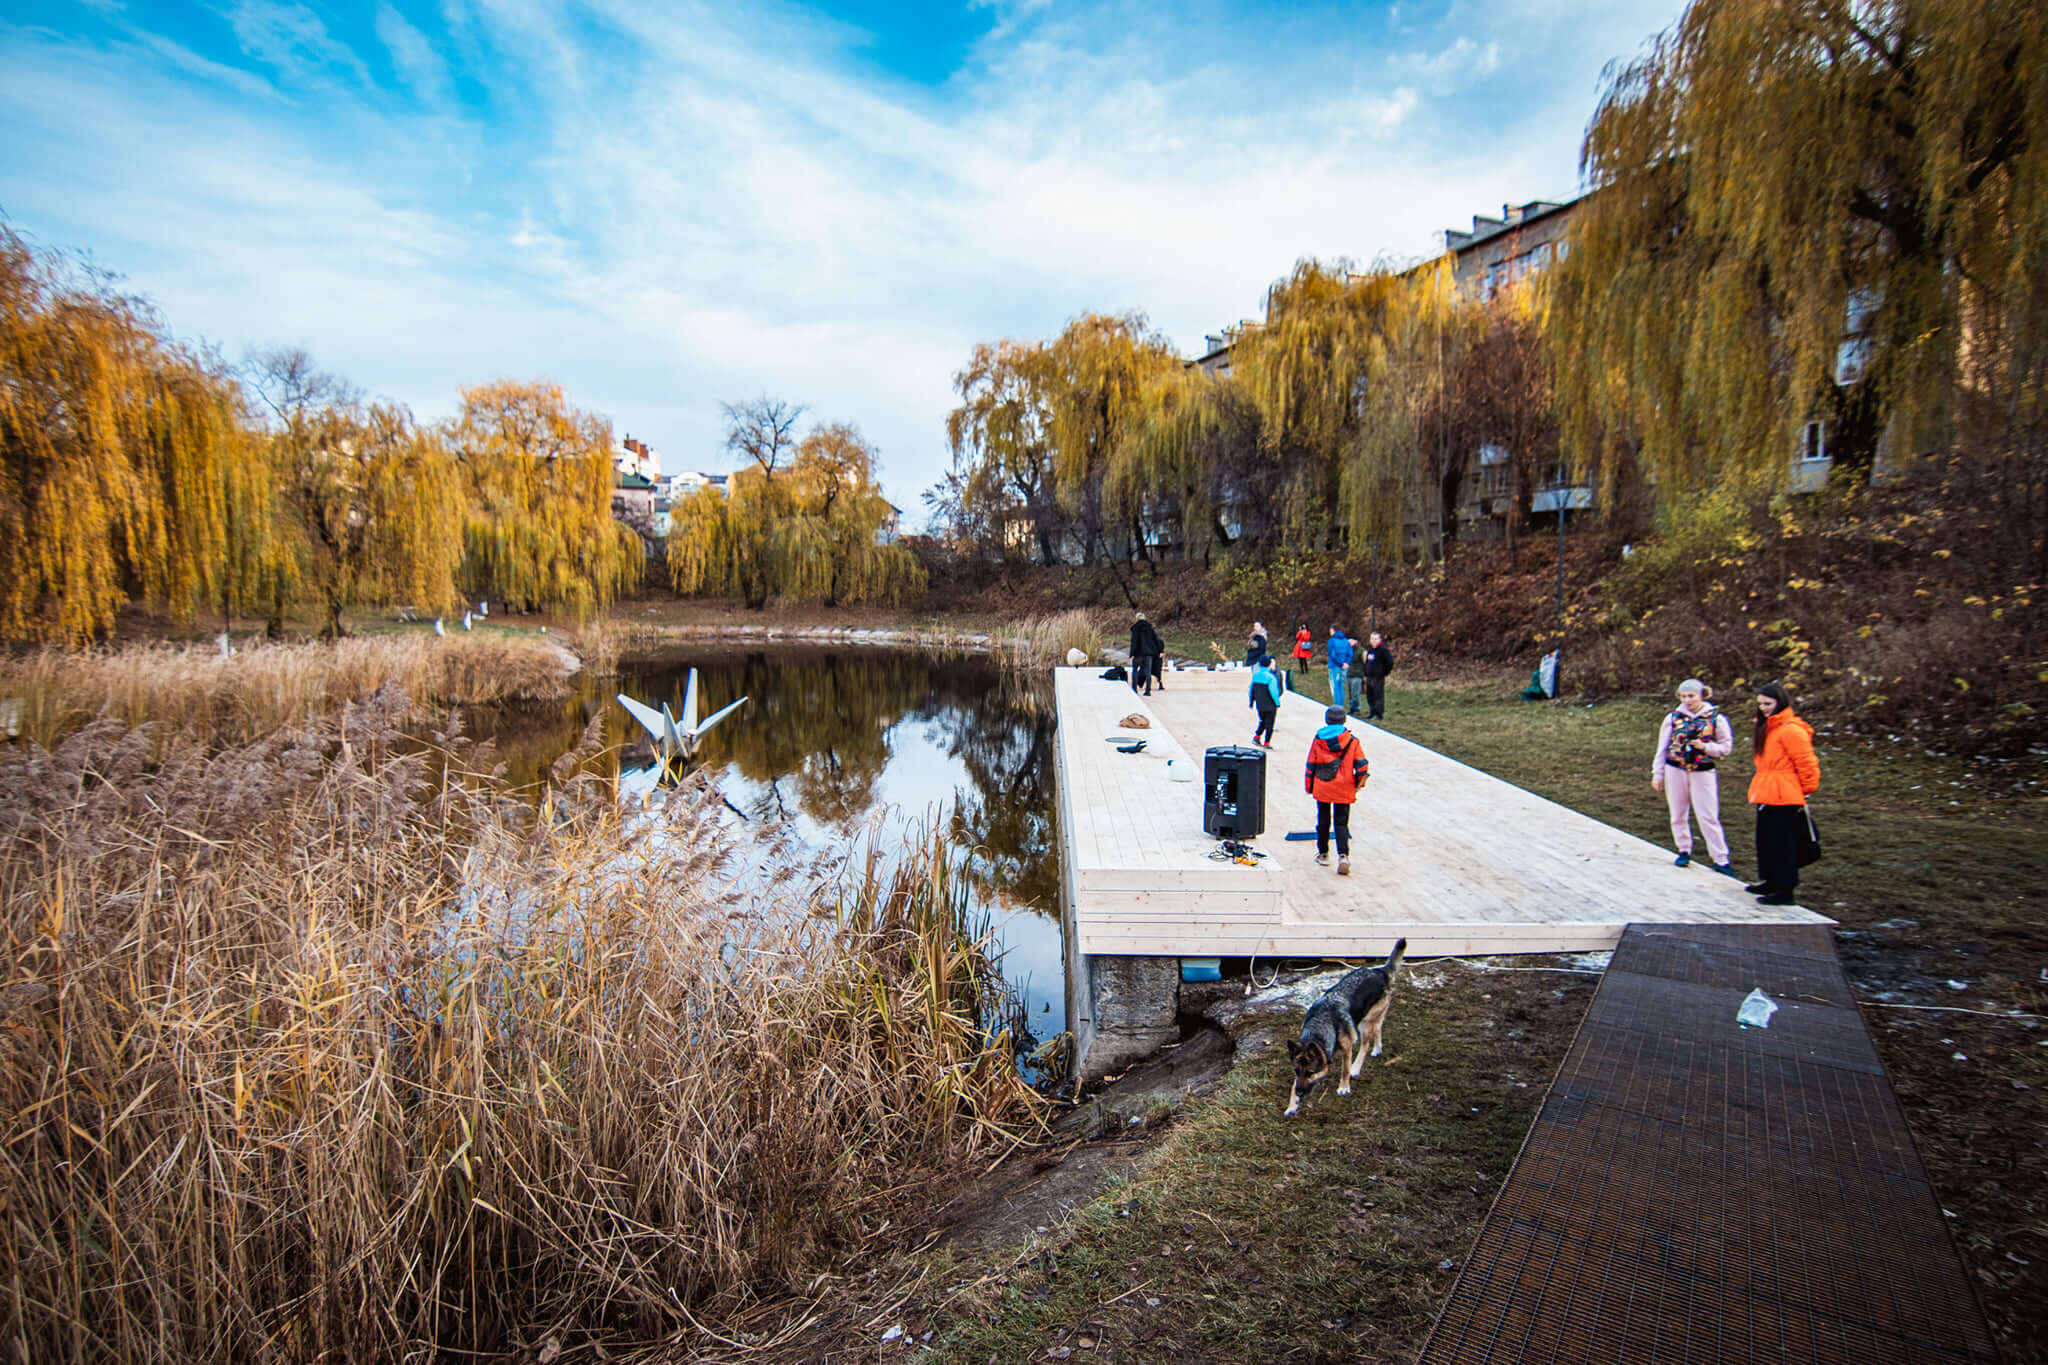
[
  {"xmin": 1304, "ymin": 705, "xmax": 1369, "ymax": 874},
  {"xmin": 1745, "ymin": 681, "xmax": 1820, "ymax": 905}
]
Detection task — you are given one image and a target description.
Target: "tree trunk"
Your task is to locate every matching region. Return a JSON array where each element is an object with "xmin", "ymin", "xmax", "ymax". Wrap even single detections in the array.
[{"xmin": 1094, "ymin": 531, "xmax": 1138, "ymax": 608}]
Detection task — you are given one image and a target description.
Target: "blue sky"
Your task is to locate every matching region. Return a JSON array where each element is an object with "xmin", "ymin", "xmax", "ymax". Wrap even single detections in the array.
[{"xmin": 0, "ymin": 0, "xmax": 1686, "ymax": 512}]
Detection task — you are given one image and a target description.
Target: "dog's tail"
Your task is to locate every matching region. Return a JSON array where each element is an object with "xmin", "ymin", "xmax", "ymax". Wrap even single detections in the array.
[{"xmin": 1385, "ymin": 937, "xmax": 1408, "ymax": 976}]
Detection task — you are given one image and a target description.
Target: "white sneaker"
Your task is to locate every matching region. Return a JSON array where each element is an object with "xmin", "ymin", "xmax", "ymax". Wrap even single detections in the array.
[
  {"xmin": 1338, "ymin": 857, "xmax": 1351, "ymax": 876},
  {"xmin": 1315, "ymin": 852, "xmax": 1330, "ymax": 866}
]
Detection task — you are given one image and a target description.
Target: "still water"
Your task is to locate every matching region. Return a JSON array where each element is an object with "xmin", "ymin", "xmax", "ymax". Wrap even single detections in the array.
[{"xmin": 465, "ymin": 646, "xmax": 1065, "ymax": 1062}]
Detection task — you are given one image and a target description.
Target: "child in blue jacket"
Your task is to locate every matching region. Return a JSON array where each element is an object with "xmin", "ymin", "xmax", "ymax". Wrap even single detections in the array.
[{"xmin": 1249, "ymin": 655, "xmax": 1284, "ymax": 747}]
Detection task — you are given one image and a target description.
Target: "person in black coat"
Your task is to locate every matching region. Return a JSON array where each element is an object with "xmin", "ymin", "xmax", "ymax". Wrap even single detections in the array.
[
  {"xmin": 1356, "ymin": 632, "xmax": 1395, "ymax": 720},
  {"xmin": 1129, "ymin": 613, "xmax": 1164, "ymax": 695},
  {"xmin": 1245, "ymin": 620, "xmax": 1268, "ymax": 667}
]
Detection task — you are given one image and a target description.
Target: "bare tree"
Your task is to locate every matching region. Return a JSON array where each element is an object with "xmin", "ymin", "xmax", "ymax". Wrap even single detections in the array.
[
  {"xmin": 721, "ymin": 395, "xmax": 806, "ymax": 480},
  {"xmin": 243, "ymin": 346, "xmax": 359, "ymax": 437}
]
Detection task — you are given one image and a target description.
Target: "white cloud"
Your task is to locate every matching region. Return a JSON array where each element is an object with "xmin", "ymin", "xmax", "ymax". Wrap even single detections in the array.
[
  {"xmin": 375, "ymin": 3, "xmax": 451, "ymax": 104},
  {"xmin": 1398, "ymin": 35, "xmax": 1502, "ymax": 87},
  {"xmin": 1, "ymin": 0, "xmax": 1689, "ymax": 506},
  {"xmin": 221, "ymin": 0, "xmax": 372, "ymax": 86}
]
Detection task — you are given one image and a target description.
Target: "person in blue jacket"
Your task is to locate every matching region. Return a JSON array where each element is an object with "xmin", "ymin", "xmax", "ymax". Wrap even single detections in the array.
[
  {"xmin": 1325, "ymin": 627, "xmax": 1355, "ymax": 713},
  {"xmin": 1249, "ymin": 653, "xmax": 1284, "ymax": 747}
]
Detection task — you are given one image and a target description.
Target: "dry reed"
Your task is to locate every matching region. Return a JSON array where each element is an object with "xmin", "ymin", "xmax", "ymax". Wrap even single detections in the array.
[
  {"xmin": 0, "ymin": 695, "xmax": 1038, "ymax": 1360},
  {"xmin": 995, "ymin": 609, "xmax": 1103, "ymax": 671},
  {"xmin": 0, "ymin": 632, "xmax": 576, "ymax": 749}
]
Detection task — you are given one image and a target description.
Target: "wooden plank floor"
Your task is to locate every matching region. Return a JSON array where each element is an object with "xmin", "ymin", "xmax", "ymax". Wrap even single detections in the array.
[{"xmin": 1054, "ymin": 667, "xmax": 1832, "ymax": 958}]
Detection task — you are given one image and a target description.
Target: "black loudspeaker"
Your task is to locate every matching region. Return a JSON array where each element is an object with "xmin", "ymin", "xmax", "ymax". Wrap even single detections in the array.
[{"xmin": 1203, "ymin": 745, "xmax": 1267, "ymax": 840}]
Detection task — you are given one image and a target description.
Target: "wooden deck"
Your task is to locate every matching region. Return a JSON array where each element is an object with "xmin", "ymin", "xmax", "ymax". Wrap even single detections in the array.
[{"xmin": 1053, "ymin": 666, "xmax": 1832, "ymax": 959}]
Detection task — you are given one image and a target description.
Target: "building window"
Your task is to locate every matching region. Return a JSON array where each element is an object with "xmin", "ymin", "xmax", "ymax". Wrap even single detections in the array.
[{"xmin": 1800, "ymin": 420, "xmax": 1828, "ymax": 463}]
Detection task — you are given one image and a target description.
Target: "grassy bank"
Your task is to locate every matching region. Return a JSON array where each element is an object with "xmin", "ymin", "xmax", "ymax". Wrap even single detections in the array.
[
  {"xmin": 0, "ymin": 699, "xmax": 1039, "ymax": 1361},
  {"xmin": 1378, "ymin": 678, "xmax": 2047, "ymax": 1359},
  {"xmin": 924, "ymin": 964, "xmax": 1582, "ymax": 1364},
  {"xmin": 778, "ymin": 674, "xmax": 2044, "ymax": 1363}
]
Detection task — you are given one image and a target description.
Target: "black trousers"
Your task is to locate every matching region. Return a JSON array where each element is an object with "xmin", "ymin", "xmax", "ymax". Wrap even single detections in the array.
[
  {"xmin": 1316, "ymin": 800, "xmax": 1352, "ymax": 857},
  {"xmin": 1129, "ymin": 655, "xmax": 1149, "ymax": 692},
  {"xmin": 1755, "ymin": 803, "xmax": 1805, "ymax": 893},
  {"xmin": 1364, "ymin": 675, "xmax": 1386, "ymax": 719},
  {"xmin": 1253, "ymin": 700, "xmax": 1277, "ymax": 745}
]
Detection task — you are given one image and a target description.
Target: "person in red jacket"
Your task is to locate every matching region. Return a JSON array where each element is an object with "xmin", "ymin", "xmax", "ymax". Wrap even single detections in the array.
[
  {"xmin": 1304, "ymin": 705, "xmax": 1370, "ymax": 874},
  {"xmin": 1292, "ymin": 624, "xmax": 1313, "ymax": 668},
  {"xmin": 1745, "ymin": 682, "xmax": 1821, "ymax": 905}
]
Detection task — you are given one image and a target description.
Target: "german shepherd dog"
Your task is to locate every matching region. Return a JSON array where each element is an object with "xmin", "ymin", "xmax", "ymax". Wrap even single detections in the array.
[{"xmin": 1284, "ymin": 938, "xmax": 1407, "ymax": 1117}]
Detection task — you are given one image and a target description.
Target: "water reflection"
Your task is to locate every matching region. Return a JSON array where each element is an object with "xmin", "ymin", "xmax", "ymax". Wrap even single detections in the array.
[{"xmin": 468, "ymin": 647, "xmax": 1065, "ymax": 1061}]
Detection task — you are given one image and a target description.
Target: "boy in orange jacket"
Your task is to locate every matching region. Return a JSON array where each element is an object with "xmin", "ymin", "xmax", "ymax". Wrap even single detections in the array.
[{"xmin": 1304, "ymin": 705, "xmax": 1370, "ymax": 874}]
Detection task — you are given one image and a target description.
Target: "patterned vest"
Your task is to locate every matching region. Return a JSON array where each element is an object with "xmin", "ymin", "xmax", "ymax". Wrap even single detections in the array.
[{"xmin": 1665, "ymin": 707, "xmax": 1720, "ymax": 772}]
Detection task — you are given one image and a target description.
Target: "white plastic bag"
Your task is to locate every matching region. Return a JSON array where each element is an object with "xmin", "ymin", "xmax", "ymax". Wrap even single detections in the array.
[{"xmin": 1736, "ymin": 988, "xmax": 1778, "ymax": 1029}]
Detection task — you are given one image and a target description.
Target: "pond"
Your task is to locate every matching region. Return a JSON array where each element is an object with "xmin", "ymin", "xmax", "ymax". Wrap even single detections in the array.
[{"xmin": 465, "ymin": 645, "xmax": 1066, "ymax": 1070}]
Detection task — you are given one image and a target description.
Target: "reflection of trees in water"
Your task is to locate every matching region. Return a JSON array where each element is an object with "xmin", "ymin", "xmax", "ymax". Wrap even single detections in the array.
[
  {"xmin": 690, "ymin": 651, "xmax": 926, "ymax": 831},
  {"xmin": 460, "ymin": 687, "xmax": 617, "ymax": 793},
  {"xmin": 465, "ymin": 651, "xmax": 1059, "ymax": 911},
  {"xmin": 932, "ymin": 672, "xmax": 1058, "ymax": 917}
]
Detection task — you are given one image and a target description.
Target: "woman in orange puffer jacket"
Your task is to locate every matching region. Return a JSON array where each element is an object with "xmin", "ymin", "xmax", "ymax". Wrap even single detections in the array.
[{"xmin": 1745, "ymin": 682, "xmax": 1820, "ymax": 905}]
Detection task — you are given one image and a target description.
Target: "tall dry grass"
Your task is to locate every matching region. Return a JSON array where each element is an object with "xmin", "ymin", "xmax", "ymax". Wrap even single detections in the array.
[
  {"xmin": 0, "ymin": 695, "xmax": 1038, "ymax": 1361},
  {"xmin": 0, "ymin": 632, "xmax": 576, "ymax": 748},
  {"xmin": 996, "ymin": 609, "xmax": 1103, "ymax": 671}
]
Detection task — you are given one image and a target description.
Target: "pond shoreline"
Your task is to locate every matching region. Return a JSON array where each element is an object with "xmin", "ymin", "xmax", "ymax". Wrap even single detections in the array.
[{"xmin": 610, "ymin": 621, "xmax": 997, "ymax": 654}]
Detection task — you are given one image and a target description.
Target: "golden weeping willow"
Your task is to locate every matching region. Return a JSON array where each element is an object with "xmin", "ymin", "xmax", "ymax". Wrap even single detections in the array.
[
  {"xmin": 666, "ymin": 420, "xmax": 923, "ymax": 607},
  {"xmin": 450, "ymin": 380, "xmax": 642, "ymax": 618},
  {"xmin": 1044, "ymin": 314, "xmax": 1182, "ymax": 548},
  {"xmin": 946, "ymin": 338, "xmax": 1060, "ymax": 565},
  {"xmin": 1115, "ymin": 362, "xmax": 1260, "ymax": 553},
  {"xmin": 250, "ymin": 348, "xmax": 465, "ymax": 639},
  {"xmin": 943, "ymin": 315, "xmax": 1182, "ymax": 564},
  {"xmin": 941, "ymin": 276, "xmax": 1548, "ymax": 566},
  {"xmin": 0, "ymin": 226, "xmax": 254, "ymax": 642},
  {"xmin": 1549, "ymin": 0, "xmax": 2048, "ymax": 569}
]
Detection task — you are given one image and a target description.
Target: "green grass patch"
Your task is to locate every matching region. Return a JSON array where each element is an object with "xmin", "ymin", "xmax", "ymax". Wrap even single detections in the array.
[
  {"xmin": 1375, "ymin": 678, "xmax": 2047, "ymax": 940},
  {"xmin": 927, "ymin": 972, "xmax": 1576, "ymax": 1363}
]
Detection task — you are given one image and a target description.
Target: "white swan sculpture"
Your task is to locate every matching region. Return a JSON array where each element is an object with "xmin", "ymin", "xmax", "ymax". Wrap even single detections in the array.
[{"xmin": 617, "ymin": 668, "xmax": 748, "ymax": 766}]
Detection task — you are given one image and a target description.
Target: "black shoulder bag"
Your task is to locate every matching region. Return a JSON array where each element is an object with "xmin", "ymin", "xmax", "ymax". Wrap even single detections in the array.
[{"xmin": 1797, "ymin": 805, "xmax": 1823, "ymax": 866}]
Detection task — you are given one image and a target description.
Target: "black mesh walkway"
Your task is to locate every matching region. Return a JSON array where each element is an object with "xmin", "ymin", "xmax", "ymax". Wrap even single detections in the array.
[{"xmin": 1418, "ymin": 923, "xmax": 1997, "ymax": 1364}]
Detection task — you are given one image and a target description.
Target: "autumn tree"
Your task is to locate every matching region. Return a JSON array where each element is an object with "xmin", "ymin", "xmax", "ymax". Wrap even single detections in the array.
[
  {"xmin": 1043, "ymin": 313, "xmax": 1182, "ymax": 563},
  {"xmin": 944, "ymin": 317, "xmax": 1181, "ymax": 568},
  {"xmin": 0, "ymin": 225, "xmax": 260, "ymax": 643},
  {"xmin": 1118, "ymin": 363, "xmax": 1264, "ymax": 561},
  {"xmin": 667, "ymin": 416, "xmax": 923, "ymax": 608},
  {"xmin": 1549, "ymin": 0, "xmax": 2048, "ymax": 570},
  {"xmin": 250, "ymin": 349, "xmax": 463, "ymax": 638},
  {"xmin": 1232, "ymin": 263, "xmax": 1420, "ymax": 557},
  {"xmin": 1455, "ymin": 290, "xmax": 1558, "ymax": 563},
  {"xmin": 449, "ymin": 380, "xmax": 641, "ymax": 617},
  {"xmin": 946, "ymin": 339, "xmax": 1062, "ymax": 565},
  {"xmin": 722, "ymin": 396, "xmax": 806, "ymax": 480}
]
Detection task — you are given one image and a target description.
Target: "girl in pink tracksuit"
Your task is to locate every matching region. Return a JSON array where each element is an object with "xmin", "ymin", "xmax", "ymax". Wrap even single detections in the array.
[{"xmin": 1650, "ymin": 678, "xmax": 1737, "ymax": 876}]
